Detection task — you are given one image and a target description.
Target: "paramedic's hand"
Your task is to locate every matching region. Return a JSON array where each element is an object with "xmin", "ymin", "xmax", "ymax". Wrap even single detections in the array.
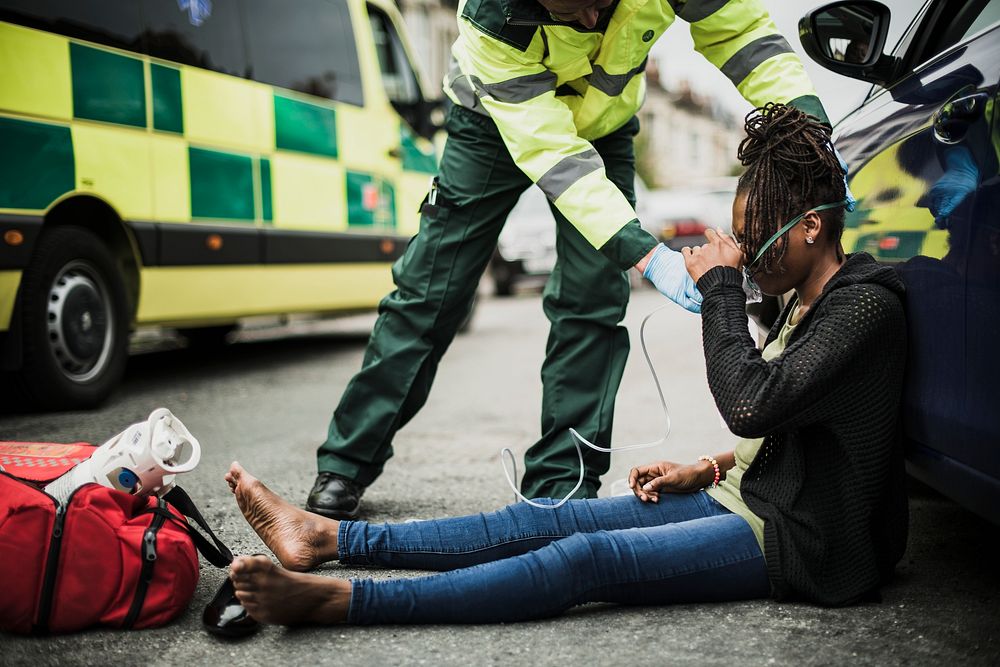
[
  {"xmin": 641, "ymin": 243, "xmax": 703, "ymax": 314},
  {"xmin": 927, "ymin": 145, "xmax": 979, "ymax": 221},
  {"xmin": 629, "ymin": 460, "xmax": 711, "ymax": 502},
  {"xmin": 682, "ymin": 228, "xmax": 742, "ymax": 283}
]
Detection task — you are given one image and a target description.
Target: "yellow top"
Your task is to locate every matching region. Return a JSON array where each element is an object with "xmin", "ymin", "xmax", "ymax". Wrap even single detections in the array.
[{"xmin": 445, "ymin": 0, "xmax": 826, "ymax": 263}]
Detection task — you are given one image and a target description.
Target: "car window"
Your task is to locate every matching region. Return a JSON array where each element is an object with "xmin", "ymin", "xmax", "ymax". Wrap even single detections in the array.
[
  {"xmin": 959, "ymin": 0, "xmax": 1000, "ymax": 40},
  {"xmin": 916, "ymin": 0, "xmax": 993, "ymax": 63},
  {"xmin": 864, "ymin": 0, "xmax": 932, "ymax": 100},
  {"xmin": 142, "ymin": 0, "xmax": 248, "ymax": 77},
  {"xmin": 889, "ymin": 1, "xmax": 933, "ymax": 60},
  {"xmin": 0, "ymin": 0, "xmax": 144, "ymax": 52},
  {"xmin": 368, "ymin": 5, "xmax": 421, "ymax": 105},
  {"xmin": 241, "ymin": 0, "xmax": 364, "ymax": 106},
  {"xmin": 871, "ymin": 0, "xmax": 996, "ymax": 97}
]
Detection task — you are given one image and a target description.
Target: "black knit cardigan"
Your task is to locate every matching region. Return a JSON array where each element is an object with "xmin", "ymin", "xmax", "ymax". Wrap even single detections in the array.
[{"xmin": 696, "ymin": 253, "xmax": 909, "ymax": 606}]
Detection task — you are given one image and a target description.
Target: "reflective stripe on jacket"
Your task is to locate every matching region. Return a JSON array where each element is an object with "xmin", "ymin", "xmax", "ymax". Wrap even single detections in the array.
[{"xmin": 445, "ymin": 0, "xmax": 828, "ymax": 268}]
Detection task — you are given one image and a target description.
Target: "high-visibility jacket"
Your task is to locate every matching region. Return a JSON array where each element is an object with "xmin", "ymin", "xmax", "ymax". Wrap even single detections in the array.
[{"xmin": 445, "ymin": 0, "xmax": 829, "ymax": 269}]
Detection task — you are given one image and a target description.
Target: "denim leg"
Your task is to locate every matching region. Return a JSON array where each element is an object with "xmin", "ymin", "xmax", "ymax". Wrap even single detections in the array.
[
  {"xmin": 339, "ymin": 491, "xmax": 725, "ymax": 570},
  {"xmin": 347, "ymin": 512, "xmax": 769, "ymax": 624}
]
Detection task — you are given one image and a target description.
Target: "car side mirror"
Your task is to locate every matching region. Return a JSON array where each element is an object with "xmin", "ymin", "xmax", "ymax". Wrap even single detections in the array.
[{"xmin": 799, "ymin": 0, "xmax": 896, "ymax": 86}]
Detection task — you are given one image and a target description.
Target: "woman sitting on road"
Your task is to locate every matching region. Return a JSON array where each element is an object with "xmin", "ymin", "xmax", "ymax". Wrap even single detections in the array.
[{"xmin": 224, "ymin": 104, "xmax": 908, "ymax": 625}]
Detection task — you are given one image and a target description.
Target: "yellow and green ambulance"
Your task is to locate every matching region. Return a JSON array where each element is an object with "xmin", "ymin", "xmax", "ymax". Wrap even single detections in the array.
[{"xmin": 0, "ymin": 0, "xmax": 440, "ymax": 408}]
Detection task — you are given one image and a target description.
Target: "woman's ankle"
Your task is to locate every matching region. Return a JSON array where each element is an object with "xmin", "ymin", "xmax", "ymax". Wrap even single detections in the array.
[
  {"xmin": 320, "ymin": 578, "xmax": 352, "ymax": 624},
  {"xmin": 311, "ymin": 515, "xmax": 341, "ymax": 563}
]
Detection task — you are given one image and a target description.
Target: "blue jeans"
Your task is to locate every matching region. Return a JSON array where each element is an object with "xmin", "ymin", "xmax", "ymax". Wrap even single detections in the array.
[{"xmin": 339, "ymin": 491, "xmax": 769, "ymax": 624}]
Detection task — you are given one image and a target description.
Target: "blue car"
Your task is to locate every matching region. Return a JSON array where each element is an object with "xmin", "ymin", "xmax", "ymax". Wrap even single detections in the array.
[{"xmin": 798, "ymin": 0, "xmax": 999, "ymax": 524}]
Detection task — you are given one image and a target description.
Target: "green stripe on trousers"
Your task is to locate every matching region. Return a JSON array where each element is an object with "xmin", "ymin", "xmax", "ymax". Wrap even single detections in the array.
[{"xmin": 317, "ymin": 105, "xmax": 638, "ymax": 499}]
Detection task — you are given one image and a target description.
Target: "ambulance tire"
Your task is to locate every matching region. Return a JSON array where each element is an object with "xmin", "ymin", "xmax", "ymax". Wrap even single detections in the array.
[{"xmin": 17, "ymin": 226, "xmax": 129, "ymax": 410}]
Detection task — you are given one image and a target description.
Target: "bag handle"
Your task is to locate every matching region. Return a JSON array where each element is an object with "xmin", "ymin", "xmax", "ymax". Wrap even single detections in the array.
[{"xmin": 159, "ymin": 486, "xmax": 234, "ymax": 568}]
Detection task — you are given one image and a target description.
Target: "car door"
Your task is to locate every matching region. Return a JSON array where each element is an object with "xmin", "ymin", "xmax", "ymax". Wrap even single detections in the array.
[
  {"xmin": 834, "ymin": 0, "xmax": 1000, "ymax": 509},
  {"xmin": 963, "ymin": 37, "xmax": 1000, "ymax": 498}
]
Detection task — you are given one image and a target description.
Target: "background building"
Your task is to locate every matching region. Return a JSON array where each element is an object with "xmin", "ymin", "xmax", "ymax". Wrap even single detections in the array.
[
  {"xmin": 636, "ymin": 60, "xmax": 744, "ymax": 188},
  {"xmin": 398, "ymin": 0, "xmax": 458, "ymax": 95}
]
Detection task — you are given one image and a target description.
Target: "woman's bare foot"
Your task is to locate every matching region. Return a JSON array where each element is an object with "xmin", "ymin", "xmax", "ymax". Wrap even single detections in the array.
[
  {"xmin": 225, "ymin": 461, "xmax": 339, "ymax": 571},
  {"xmin": 230, "ymin": 555, "xmax": 350, "ymax": 625}
]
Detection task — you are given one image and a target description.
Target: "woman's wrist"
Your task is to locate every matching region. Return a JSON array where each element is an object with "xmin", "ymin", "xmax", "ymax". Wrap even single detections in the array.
[
  {"xmin": 697, "ymin": 456, "xmax": 720, "ymax": 488},
  {"xmin": 694, "ymin": 265, "xmax": 743, "ymax": 294}
]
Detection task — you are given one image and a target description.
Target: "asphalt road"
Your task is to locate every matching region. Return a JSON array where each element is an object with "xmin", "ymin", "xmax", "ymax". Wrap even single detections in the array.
[{"xmin": 1, "ymin": 286, "xmax": 997, "ymax": 666}]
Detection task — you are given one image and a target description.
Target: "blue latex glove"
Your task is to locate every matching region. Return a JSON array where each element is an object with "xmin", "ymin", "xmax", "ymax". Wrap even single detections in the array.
[
  {"xmin": 928, "ymin": 146, "xmax": 979, "ymax": 222},
  {"xmin": 642, "ymin": 243, "xmax": 702, "ymax": 314},
  {"xmin": 834, "ymin": 146, "xmax": 857, "ymax": 212}
]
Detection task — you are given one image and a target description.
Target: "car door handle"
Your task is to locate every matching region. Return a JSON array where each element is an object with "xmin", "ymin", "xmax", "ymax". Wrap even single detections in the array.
[
  {"xmin": 388, "ymin": 146, "xmax": 404, "ymax": 159},
  {"xmin": 933, "ymin": 92, "xmax": 988, "ymax": 144}
]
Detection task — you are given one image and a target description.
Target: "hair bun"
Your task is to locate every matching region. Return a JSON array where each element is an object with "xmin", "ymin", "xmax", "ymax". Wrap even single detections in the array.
[
  {"xmin": 735, "ymin": 102, "xmax": 846, "ymax": 277},
  {"xmin": 738, "ymin": 103, "xmax": 820, "ymax": 167}
]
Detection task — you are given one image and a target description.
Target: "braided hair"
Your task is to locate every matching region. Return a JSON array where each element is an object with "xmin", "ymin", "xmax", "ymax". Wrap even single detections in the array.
[{"xmin": 736, "ymin": 103, "xmax": 846, "ymax": 276}]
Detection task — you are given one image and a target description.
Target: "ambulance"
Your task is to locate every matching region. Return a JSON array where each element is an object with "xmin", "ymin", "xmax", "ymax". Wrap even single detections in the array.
[{"xmin": 0, "ymin": 0, "xmax": 440, "ymax": 408}]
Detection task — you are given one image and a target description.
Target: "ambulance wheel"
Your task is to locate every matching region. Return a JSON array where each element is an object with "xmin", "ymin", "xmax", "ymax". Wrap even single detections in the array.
[{"xmin": 17, "ymin": 226, "xmax": 129, "ymax": 409}]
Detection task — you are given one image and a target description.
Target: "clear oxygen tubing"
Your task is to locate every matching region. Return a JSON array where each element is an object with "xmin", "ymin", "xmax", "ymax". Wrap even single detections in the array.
[{"xmin": 501, "ymin": 305, "xmax": 674, "ymax": 508}]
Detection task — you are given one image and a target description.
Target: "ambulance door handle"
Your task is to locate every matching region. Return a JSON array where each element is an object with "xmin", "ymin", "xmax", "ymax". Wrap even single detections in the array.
[{"xmin": 388, "ymin": 146, "xmax": 404, "ymax": 159}]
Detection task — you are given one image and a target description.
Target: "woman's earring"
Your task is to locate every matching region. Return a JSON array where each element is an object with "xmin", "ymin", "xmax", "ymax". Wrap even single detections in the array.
[{"xmin": 805, "ymin": 237, "xmax": 815, "ymax": 244}]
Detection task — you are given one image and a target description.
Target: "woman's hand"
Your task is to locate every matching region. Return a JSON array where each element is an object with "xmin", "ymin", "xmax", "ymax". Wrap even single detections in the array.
[
  {"xmin": 682, "ymin": 228, "xmax": 743, "ymax": 284},
  {"xmin": 628, "ymin": 460, "xmax": 713, "ymax": 502}
]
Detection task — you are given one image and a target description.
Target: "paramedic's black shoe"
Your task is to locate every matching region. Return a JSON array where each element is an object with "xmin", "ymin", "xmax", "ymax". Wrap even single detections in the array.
[
  {"xmin": 203, "ymin": 577, "xmax": 259, "ymax": 638},
  {"xmin": 306, "ymin": 472, "xmax": 364, "ymax": 519}
]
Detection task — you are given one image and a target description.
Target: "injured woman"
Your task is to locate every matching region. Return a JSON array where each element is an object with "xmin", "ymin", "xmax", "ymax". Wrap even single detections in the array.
[{"xmin": 224, "ymin": 104, "xmax": 909, "ymax": 625}]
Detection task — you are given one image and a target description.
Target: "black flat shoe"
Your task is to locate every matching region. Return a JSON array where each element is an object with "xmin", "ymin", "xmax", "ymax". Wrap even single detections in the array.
[
  {"xmin": 202, "ymin": 577, "xmax": 259, "ymax": 638},
  {"xmin": 306, "ymin": 472, "xmax": 365, "ymax": 519}
]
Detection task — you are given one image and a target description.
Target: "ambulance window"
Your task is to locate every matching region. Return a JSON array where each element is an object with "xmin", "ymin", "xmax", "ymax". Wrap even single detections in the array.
[
  {"xmin": 0, "ymin": 0, "xmax": 144, "ymax": 52},
  {"xmin": 367, "ymin": 5, "xmax": 421, "ymax": 105},
  {"xmin": 142, "ymin": 0, "xmax": 248, "ymax": 78},
  {"xmin": 241, "ymin": 0, "xmax": 364, "ymax": 106}
]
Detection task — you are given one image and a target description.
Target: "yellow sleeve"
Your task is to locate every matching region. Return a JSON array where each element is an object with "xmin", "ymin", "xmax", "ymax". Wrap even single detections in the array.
[
  {"xmin": 677, "ymin": 0, "xmax": 829, "ymax": 124},
  {"xmin": 453, "ymin": 21, "xmax": 654, "ymax": 267}
]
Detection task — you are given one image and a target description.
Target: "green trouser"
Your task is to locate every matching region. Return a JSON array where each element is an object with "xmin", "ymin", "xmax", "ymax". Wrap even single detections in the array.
[{"xmin": 317, "ymin": 105, "xmax": 638, "ymax": 498}]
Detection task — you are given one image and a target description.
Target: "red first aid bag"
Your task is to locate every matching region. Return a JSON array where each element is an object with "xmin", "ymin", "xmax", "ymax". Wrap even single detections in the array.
[{"xmin": 0, "ymin": 442, "xmax": 231, "ymax": 634}]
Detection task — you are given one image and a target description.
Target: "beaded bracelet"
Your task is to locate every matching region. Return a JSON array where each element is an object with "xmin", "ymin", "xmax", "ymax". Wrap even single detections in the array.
[{"xmin": 699, "ymin": 455, "xmax": 720, "ymax": 488}]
